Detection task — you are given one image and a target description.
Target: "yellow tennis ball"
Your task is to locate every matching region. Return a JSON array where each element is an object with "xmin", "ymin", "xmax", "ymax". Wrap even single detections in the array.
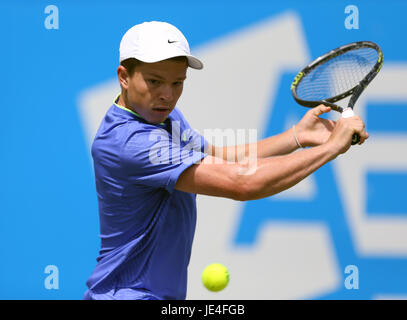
[{"xmin": 201, "ymin": 263, "xmax": 229, "ymax": 292}]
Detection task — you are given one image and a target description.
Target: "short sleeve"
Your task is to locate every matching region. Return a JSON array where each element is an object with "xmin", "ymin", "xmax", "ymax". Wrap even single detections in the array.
[{"xmin": 120, "ymin": 126, "xmax": 207, "ymax": 193}]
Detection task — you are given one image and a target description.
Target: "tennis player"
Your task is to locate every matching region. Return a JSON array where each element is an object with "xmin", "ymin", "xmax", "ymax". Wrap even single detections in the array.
[{"xmin": 83, "ymin": 21, "xmax": 368, "ymax": 300}]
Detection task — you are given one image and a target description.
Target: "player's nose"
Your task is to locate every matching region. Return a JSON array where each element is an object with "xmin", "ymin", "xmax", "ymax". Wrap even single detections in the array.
[{"xmin": 158, "ymin": 84, "xmax": 174, "ymax": 102}]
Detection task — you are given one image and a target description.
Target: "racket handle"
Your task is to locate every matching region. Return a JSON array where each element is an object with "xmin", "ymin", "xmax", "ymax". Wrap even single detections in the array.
[{"xmin": 341, "ymin": 107, "xmax": 360, "ymax": 145}]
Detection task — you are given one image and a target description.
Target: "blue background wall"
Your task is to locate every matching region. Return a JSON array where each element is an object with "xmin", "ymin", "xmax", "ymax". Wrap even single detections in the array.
[{"xmin": 1, "ymin": 0, "xmax": 406, "ymax": 299}]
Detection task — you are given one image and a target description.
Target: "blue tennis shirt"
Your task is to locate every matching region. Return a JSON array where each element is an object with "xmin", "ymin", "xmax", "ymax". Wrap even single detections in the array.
[{"xmin": 84, "ymin": 97, "xmax": 208, "ymax": 300}]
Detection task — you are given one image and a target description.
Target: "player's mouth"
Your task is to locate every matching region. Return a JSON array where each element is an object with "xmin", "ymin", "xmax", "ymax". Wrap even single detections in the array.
[{"xmin": 152, "ymin": 107, "xmax": 171, "ymax": 113}]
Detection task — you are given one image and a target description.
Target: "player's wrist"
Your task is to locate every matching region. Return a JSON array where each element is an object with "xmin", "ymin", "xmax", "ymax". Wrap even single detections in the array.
[
  {"xmin": 292, "ymin": 124, "xmax": 312, "ymax": 148},
  {"xmin": 322, "ymin": 140, "xmax": 341, "ymax": 160},
  {"xmin": 291, "ymin": 125, "xmax": 304, "ymax": 149}
]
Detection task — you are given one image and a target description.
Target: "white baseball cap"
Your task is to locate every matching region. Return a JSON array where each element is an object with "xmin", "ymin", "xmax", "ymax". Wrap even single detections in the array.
[{"xmin": 119, "ymin": 21, "xmax": 203, "ymax": 70}]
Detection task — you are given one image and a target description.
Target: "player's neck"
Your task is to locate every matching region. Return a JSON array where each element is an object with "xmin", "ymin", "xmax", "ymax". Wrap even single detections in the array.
[{"xmin": 117, "ymin": 92, "xmax": 132, "ymax": 111}]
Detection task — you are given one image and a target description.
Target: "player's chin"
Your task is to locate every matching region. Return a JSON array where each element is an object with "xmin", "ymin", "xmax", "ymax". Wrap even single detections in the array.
[{"xmin": 149, "ymin": 108, "xmax": 172, "ymax": 123}]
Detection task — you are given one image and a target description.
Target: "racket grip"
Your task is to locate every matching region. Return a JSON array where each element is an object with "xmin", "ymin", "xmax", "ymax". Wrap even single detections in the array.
[{"xmin": 341, "ymin": 107, "xmax": 360, "ymax": 145}]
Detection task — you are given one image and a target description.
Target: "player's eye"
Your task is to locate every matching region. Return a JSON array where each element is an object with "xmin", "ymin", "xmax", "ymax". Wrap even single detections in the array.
[
  {"xmin": 173, "ymin": 81, "xmax": 183, "ymax": 86},
  {"xmin": 147, "ymin": 79, "xmax": 161, "ymax": 85}
]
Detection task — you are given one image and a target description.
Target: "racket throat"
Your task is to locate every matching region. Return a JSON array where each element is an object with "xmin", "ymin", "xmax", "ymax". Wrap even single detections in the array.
[
  {"xmin": 321, "ymin": 100, "xmax": 343, "ymax": 113},
  {"xmin": 347, "ymin": 84, "xmax": 365, "ymax": 109}
]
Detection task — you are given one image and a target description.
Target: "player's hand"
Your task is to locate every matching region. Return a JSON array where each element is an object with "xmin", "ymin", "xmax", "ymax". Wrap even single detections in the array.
[
  {"xmin": 326, "ymin": 115, "xmax": 369, "ymax": 155},
  {"xmin": 295, "ymin": 105, "xmax": 336, "ymax": 147}
]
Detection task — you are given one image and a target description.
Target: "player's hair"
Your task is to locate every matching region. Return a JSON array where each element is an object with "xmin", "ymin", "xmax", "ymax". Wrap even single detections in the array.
[{"xmin": 120, "ymin": 56, "xmax": 188, "ymax": 76}]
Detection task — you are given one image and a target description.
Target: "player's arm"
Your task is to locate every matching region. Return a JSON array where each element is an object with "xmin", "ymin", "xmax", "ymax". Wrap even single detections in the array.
[
  {"xmin": 176, "ymin": 115, "xmax": 368, "ymax": 201},
  {"xmin": 176, "ymin": 143, "xmax": 333, "ymax": 201},
  {"xmin": 207, "ymin": 128, "xmax": 299, "ymax": 161},
  {"xmin": 207, "ymin": 105, "xmax": 336, "ymax": 160}
]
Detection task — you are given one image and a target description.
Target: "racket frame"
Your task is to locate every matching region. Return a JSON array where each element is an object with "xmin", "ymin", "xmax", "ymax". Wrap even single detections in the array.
[{"xmin": 291, "ymin": 41, "xmax": 383, "ymax": 113}]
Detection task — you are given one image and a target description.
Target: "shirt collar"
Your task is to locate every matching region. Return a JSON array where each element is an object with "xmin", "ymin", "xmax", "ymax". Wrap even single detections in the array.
[{"xmin": 113, "ymin": 93, "xmax": 167, "ymax": 126}]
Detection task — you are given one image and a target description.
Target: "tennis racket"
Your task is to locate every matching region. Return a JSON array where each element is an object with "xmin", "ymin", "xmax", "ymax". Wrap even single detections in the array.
[{"xmin": 291, "ymin": 41, "xmax": 383, "ymax": 145}]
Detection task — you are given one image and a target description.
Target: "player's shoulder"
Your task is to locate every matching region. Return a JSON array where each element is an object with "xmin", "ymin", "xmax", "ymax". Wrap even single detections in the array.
[
  {"xmin": 170, "ymin": 106, "xmax": 186, "ymax": 121},
  {"xmin": 121, "ymin": 120, "xmax": 166, "ymax": 150},
  {"xmin": 94, "ymin": 105, "xmax": 154, "ymax": 147},
  {"xmin": 170, "ymin": 106, "xmax": 194, "ymax": 130}
]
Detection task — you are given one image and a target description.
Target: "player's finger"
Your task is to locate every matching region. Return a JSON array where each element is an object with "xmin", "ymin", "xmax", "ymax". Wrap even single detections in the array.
[
  {"xmin": 314, "ymin": 104, "xmax": 331, "ymax": 116},
  {"xmin": 326, "ymin": 119, "xmax": 336, "ymax": 129},
  {"xmin": 339, "ymin": 117, "xmax": 368, "ymax": 144},
  {"xmin": 354, "ymin": 119, "xmax": 368, "ymax": 138},
  {"xmin": 359, "ymin": 130, "xmax": 369, "ymax": 144},
  {"xmin": 355, "ymin": 126, "xmax": 369, "ymax": 144}
]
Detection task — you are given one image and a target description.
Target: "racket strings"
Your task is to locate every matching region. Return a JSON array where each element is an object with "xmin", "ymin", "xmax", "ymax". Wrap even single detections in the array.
[{"xmin": 295, "ymin": 47, "xmax": 378, "ymax": 101}]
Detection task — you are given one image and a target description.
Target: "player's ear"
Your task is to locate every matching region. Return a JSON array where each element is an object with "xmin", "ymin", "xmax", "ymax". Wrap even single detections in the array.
[{"xmin": 117, "ymin": 65, "xmax": 130, "ymax": 90}]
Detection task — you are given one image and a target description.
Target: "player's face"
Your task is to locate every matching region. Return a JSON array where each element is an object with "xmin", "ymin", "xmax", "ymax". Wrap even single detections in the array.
[{"xmin": 126, "ymin": 59, "xmax": 188, "ymax": 124}]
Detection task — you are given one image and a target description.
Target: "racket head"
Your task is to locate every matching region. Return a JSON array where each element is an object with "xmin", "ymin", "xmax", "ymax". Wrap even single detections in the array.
[{"xmin": 291, "ymin": 41, "xmax": 383, "ymax": 113}]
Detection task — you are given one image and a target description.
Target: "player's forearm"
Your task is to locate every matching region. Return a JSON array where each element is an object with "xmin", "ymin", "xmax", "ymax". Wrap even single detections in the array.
[
  {"xmin": 215, "ymin": 128, "xmax": 299, "ymax": 161},
  {"xmin": 256, "ymin": 128, "xmax": 299, "ymax": 157},
  {"xmin": 239, "ymin": 143, "xmax": 336, "ymax": 200}
]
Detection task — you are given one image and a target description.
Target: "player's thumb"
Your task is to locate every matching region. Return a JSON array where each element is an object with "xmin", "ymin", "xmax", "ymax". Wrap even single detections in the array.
[
  {"xmin": 315, "ymin": 104, "xmax": 331, "ymax": 116},
  {"xmin": 321, "ymin": 105, "xmax": 331, "ymax": 113}
]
